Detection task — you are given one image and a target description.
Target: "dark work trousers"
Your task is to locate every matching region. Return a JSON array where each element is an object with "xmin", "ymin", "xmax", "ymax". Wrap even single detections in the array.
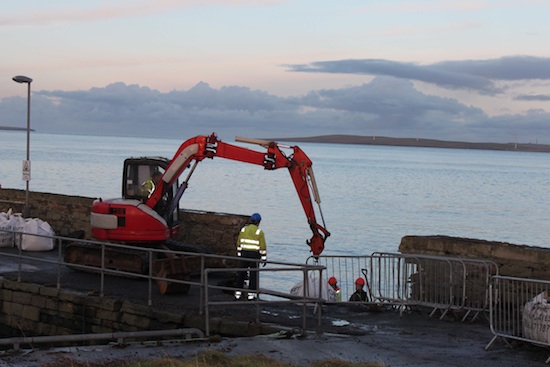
[{"xmin": 236, "ymin": 250, "xmax": 261, "ymax": 292}]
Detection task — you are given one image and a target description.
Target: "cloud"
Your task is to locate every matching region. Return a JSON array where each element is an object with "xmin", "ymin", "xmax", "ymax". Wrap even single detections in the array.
[
  {"xmin": 515, "ymin": 94, "xmax": 550, "ymax": 101},
  {"xmin": 2, "ymin": 76, "xmax": 550, "ymax": 144},
  {"xmin": 431, "ymin": 56, "xmax": 550, "ymax": 80},
  {"xmin": 286, "ymin": 56, "xmax": 550, "ymax": 95},
  {"xmin": 1, "ymin": 0, "xmax": 272, "ymax": 26}
]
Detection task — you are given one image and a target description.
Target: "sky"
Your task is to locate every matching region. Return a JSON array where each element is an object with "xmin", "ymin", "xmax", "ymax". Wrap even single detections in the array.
[{"xmin": 2, "ymin": 0, "xmax": 550, "ymax": 143}]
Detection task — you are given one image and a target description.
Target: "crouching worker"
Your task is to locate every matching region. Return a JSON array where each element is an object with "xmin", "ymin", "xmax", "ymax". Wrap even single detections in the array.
[
  {"xmin": 234, "ymin": 213, "xmax": 267, "ymax": 301},
  {"xmin": 349, "ymin": 277, "xmax": 369, "ymax": 302},
  {"xmin": 328, "ymin": 276, "xmax": 341, "ymax": 302}
]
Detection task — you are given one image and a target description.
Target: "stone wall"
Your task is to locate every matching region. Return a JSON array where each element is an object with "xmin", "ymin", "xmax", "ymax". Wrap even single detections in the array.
[
  {"xmin": 399, "ymin": 235, "xmax": 550, "ymax": 280},
  {"xmin": 0, "ymin": 278, "xmax": 274, "ymax": 340},
  {"xmin": 0, "ymin": 188, "xmax": 247, "ymax": 256}
]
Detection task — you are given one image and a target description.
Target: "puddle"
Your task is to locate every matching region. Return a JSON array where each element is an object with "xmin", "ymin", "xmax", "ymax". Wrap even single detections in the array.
[{"xmin": 332, "ymin": 319, "xmax": 350, "ymax": 327}]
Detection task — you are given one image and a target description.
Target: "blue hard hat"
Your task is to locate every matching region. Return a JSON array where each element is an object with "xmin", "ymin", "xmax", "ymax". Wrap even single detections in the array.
[{"xmin": 251, "ymin": 213, "xmax": 261, "ymax": 223}]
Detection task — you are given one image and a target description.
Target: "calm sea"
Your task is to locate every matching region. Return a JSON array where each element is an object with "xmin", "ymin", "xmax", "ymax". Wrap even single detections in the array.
[{"xmin": 1, "ymin": 131, "xmax": 550, "ymax": 265}]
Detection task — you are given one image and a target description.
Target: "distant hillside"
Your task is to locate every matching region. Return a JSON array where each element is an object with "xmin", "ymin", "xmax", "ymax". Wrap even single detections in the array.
[
  {"xmin": 0, "ymin": 126, "xmax": 34, "ymax": 132},
  {"xmin": 272, "ymin": 135, "xmax": 550, "ymax": 153}
]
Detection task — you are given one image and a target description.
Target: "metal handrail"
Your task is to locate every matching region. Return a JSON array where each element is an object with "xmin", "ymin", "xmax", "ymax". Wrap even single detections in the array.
[
  {"xmin": 203, "ymin": 264, "xmax": 326, "ymax": 336},
  {"xmin": 1, "ymin": 229, "xmax": 329, "ymax": 337}
]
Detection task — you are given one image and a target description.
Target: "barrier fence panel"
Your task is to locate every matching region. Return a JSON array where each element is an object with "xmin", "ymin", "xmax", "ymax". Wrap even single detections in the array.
[
  {"xmin": 372, "ymin": 253, "xmax": 459, "ymax": 317},
  {"xmin": 309, "ymin": 253, "xmax": 497, "ymax": 319},
  {"xmin": 374, "ymin": 253, "xmax": 498, "ymax": 320},
  {"xmin": 306, "ymin": 255, "xmax": 370, "ymax": 303},
  {"xmin": 307, "ymin": 255, "xmax": 374, "ymax": 303},
  {"xmin": 460, "ymin": 259, "xmax": 499, "ymax": 322},
  {"xmin": 369, "ymin": 253, "xmax": 417, "ymax": 307},
  {"xmin": 486, "ymin": 275, "xmax": 550, "ymax": 363}
]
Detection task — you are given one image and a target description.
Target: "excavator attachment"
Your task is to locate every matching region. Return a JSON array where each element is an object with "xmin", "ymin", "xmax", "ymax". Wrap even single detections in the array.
[{"xmin": 152, "ymin": 255, "xmax": 190, "ymax": 294}]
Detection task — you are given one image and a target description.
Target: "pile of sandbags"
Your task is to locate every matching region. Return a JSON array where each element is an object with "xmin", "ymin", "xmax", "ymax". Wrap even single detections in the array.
[
  {"xmin": 0, "ymin": 209, "xmax": 56, "ymax": 251},
  {"xmin": 523, "ymin": 291, "xmax": 550, "ymax": 343}
]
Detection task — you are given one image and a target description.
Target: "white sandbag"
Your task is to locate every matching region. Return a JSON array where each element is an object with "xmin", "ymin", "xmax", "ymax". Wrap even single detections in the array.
[
  {"xmin": 17, "ymin": 218, "xmax": 56, "ymax": 252},
  {"xmin": 290, "ymin": 275, "xmax": 338, "ymax": 301},
  {"xmin": 0, "ymin": 211, "xmax": 13, "ymax": 247},
  {"xmin": 10, "ymin": 214, "xmax": 27, "ymax": 249},
  {"xmin": 523, "ymin": 291, "xmax": 550, "ymax": 343}
]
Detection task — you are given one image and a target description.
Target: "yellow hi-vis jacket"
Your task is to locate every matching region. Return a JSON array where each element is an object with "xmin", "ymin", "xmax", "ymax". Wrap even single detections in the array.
[{"xmin": 237, "ymin": 224, "xmax": 267, "ymax": 261}]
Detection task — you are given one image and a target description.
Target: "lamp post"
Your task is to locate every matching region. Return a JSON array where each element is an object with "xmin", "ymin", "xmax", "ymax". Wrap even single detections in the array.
[{"xmin": 12, "ymin": 75, "xmax": 33, "ymax": 217}]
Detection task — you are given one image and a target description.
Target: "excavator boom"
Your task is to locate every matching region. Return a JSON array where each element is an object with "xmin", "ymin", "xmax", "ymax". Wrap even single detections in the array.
[{"xmin": 146, "ymin": 133, "xmax": 330, "ymax": 256}]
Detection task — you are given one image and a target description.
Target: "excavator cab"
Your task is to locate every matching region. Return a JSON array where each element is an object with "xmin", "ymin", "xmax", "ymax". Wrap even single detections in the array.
[{"xmin": 122, "ymin": 157, "xmax": 179, "ymax": 227}]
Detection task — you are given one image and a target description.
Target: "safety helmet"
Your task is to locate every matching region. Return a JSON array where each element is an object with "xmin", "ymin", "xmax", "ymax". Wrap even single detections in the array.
[
  {"xmin": 355, "ymin": 277, "xmax": 365, "ymax": 285},
  {"xmin": 251, "ymin": 213, "xmax": 261, "ymax": 224},
  {"xmin": 328, "ymin": 277, "xmax": 337, "ymax": 285}
]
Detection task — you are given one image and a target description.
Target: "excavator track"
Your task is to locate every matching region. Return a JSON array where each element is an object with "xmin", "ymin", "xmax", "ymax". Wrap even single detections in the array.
[{"xmin": 64, "ymin": 241, "xmax": 210, "ymax": 294}]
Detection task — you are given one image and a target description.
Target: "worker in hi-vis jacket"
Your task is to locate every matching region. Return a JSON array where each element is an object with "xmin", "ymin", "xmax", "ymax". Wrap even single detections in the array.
[{"xmin": 234, "ymin": 213, "xmax": 267, "ymax": 301}]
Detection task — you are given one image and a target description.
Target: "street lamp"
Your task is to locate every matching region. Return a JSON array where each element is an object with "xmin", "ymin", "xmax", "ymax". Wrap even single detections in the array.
[{"xmin": 12, "ymin": 75, "xmax": 33, "ymax": 217}]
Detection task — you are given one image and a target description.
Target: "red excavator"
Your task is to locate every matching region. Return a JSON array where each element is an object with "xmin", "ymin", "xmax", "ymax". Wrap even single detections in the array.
[{"xmin": 65, "ymin": 133, "xmax": 330, "ymax": 293}]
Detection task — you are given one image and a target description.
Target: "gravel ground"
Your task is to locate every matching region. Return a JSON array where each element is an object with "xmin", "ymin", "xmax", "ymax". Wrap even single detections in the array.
[{"xmin": 1, "ymin": 304, "xmax": 549, "ymax": 367}]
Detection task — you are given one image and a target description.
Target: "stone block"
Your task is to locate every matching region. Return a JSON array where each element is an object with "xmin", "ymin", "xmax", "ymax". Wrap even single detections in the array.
[
  {"xmin": 150, "ymin": 309, "xmax": 184, "ymax": 324},
  {"xmin": 120, "ymin": 301, "xmax": 151, "ymax": 317},
  {"xmin": 12, "ymin": 291, "xmax": 32, "ymax": 305},
  {"xmin": 183, "ymin": 314, "xmax": 206, "ymax": 330},
  {"xmin": 21, "ymin": 305, "xmax": 40, "ymax": 321},
  {"xmin": 31, "ymin": 294, "xmax": 46, "ymax": 308},
  {"xmin": 44, "ymin": 298, "xmax": 58, "ymax": 311},
  {"xmin": 92, "ymin": 325, "xmax": 114, "ymax": 334},
  {"xmin": 1, "ymin": 289, "xmax": 13, "ymax": 302},
  {"xmin": 58, "ymin": 301, "xmax": 76, "ymax": 314},
  {"xmin": 96, "ymin": 309, "xmax": 119, "ymax": 322},
  {"xmin": 39, "ymin": 286, "xmax": 60, "ymax": 298},
  {"xmin": 15, "ymin": 317, "xmax": 36, "ymax": 333},
  {"xmin": 58, "ymin": 290, "xmax": 85, "ymax": 303},
  {"xmin": 85, "ymin": 297, "xmax": 121, "ymax": 311},
  {"xmin": 2, "ymin": 301, "xmax": 14, "ymax": 315},
  {"xmin": 121, "ymin": 312, "xmax": 151, "ymax": 330},
  {"xmin": 499, "ymin": 264, "xmax": 533, "ymax": 278}
]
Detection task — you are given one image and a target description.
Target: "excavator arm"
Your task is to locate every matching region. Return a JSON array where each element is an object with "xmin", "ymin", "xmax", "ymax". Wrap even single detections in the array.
[{"xmin": 147, "ymin": 133, "xmax": 330, "ymax": 256}]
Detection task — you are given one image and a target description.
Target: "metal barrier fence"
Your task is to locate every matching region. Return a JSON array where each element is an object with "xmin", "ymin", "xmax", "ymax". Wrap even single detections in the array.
[
  {"xmin": 308, "ymin": 253, "xmax": 498, "ymax": 320},
  {"xmin": 486, "ymin": 275, "xmax": 550, "ymax": 363},
  {"xmin": 307, "ymin": 254, "xmax": 372, "ymax": 302}
]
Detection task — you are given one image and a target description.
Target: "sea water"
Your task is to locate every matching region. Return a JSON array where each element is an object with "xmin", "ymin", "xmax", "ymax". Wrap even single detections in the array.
[{"xmin": 1, "ymin": 131, "xmax": 550, "ymax": 263}]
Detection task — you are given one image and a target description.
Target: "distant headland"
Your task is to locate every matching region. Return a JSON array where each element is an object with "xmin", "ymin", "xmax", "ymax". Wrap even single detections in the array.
[
  {"xmin": 272, "ymin": 135, "xmax": 550, "ymax": 153},
  {"xmin": 0, "ymin": 126, "xmax": 35, "ymax": 132}
]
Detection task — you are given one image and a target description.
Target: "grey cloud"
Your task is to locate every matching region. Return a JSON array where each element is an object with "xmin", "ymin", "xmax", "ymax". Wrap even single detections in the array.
[
  {"xmin": 287, "ymin": 59, "xmax": 498, "ymax": 93},
  {"xmin": 2, "ymin": 77, "xmax": 550, "ymax": 144},
  {"xmin": 515, "ymin": 94, "xmax": 550, "ymax": 101},
  {"xmin": 286, "ymin": 56, "xmax": 550, "ymax": 95},
  {"xmin": 431, "ymin": 56, "xmax": 550, "ymax": 80}
]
